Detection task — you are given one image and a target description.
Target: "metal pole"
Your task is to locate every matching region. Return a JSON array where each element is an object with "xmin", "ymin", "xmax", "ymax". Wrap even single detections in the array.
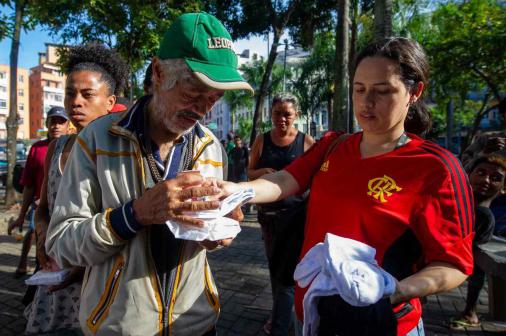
[{"xmin": 283, "ymin": 39, "xmax": 288, "ymax": 92}]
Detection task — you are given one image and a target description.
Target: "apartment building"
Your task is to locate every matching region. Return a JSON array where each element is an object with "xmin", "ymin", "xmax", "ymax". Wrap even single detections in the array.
[
  {"xmin": 0, "ymin": 65, "xmax": 30, "ymax": 139},
  {"xmin": 29, "ymin": 43, "xmax": 66, "ymax": 139}
]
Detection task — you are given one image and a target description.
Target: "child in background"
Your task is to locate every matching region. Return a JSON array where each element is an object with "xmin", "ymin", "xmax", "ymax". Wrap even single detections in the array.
[{"xmin": 451, "ymin": 154, "xmax": 506, "ymax": 329}]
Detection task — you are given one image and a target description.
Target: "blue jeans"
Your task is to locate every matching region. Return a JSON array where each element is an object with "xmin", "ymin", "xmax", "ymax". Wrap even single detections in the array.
[
  {"xmin": 271, "ymin": 283, "xmax": 295, "ymax": 336},
  {"xmin": 406, "ymin": 319, "xmax": 424, "ymax": 336}
]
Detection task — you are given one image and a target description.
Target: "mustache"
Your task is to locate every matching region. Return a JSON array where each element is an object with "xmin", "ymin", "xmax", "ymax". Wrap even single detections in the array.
[{"xmin": 178, "ymin": 110, "xmax": 203, "ymax": 121}]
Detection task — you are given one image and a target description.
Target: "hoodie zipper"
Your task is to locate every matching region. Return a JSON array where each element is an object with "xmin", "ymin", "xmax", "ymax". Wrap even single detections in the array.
[{"xmin": 90, "ymin": 262, "xmax": 124, "ymax": 326}]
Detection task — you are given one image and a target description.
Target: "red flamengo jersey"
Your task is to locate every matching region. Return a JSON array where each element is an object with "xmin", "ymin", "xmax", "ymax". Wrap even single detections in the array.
[
  {"xmin": 20, "ymin": 139, "xmax": 50, "ymax": 199},
  {"xmin": 285, "ymin": 132, "xmax": 474, "ymax": 335}
]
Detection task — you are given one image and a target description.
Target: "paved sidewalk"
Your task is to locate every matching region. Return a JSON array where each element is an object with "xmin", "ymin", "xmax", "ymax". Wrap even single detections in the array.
[{"xmin": 0, "ymin": 210, "xmax": 498, "ymax": 335}]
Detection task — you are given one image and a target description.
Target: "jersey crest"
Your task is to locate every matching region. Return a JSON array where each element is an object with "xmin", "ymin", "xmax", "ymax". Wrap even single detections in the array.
[{"xmin": 367, "ymin": 175, "xmax": 402, "ymax": 203}]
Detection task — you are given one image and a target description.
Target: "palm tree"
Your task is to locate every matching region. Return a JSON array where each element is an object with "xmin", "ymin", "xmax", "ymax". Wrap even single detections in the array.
[
  {"xmin": 331, "ymin": 0, "xmax": 350, "ymax": 132},
  {"xmin": 374, "ymin": 0, "xmax": 393, "ymax": 39}
]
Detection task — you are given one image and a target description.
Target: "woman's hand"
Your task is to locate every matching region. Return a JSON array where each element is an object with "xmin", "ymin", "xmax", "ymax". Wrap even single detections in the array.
[
  {"xmin": 199, "ymin": 238, "xmax": 234, "ymax": 250},
  {"xmin": 203, "ymin": 178, "xmax": 242, "ymax": 200}
]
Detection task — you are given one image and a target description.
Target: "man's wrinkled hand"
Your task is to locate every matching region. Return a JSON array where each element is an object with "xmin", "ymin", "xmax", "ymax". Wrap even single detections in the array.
[{"xmin": 133, "ymin": 172, "xmax": 221, "ymax": 226}]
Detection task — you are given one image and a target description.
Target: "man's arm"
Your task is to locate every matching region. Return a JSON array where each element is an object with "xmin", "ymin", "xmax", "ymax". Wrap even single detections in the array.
[
  {"xmin": 8, "ymin": 144, "xmax": 38, "ymax": 234},
  {"xmin": 9, "ymin": 185, "xmax": 36, "ymax": 234},
  {"xmin": 46, "ymin": 133, "xmax": 222, "ymax": 268},
  {"xmin": 45, "ymin": 134, "xmax": 120, "ymax": 268}
]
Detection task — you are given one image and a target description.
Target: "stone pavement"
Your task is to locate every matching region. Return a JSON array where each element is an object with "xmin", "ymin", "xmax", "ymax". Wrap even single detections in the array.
[{"xmin": 0, "ymin": 209, "xmax": 499, "ymax": 335}]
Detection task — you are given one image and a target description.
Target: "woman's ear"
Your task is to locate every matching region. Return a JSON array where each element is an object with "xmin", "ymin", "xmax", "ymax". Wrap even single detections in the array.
[{"xmin": 410, "ymin": 81, "xmax": 424, "ymax": 104}]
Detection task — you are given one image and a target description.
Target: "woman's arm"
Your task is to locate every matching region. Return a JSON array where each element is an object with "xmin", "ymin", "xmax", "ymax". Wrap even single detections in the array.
[
  {"xmin": 219, "ymin": 170, "xmax": 300, "ymax": 204},
  {"xmin": 34, "ymin": 139, "xmax": 57, "ymax": 270},
  {"xmin": 247, "ymin": 134, "xmax": 276, "ymax": 180},
  {"xmin": 390, "ymin": 261, "xmax": 468, "ymax": 305},
  {"xmin": 304, "ymin": 134, "xmax": 315, "ymax": 151}
]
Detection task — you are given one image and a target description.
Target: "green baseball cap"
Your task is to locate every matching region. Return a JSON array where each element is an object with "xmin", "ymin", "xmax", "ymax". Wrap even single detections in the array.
[{"xmin": 157, "ymin": 12, "xmax": 253, "ymax": 94}]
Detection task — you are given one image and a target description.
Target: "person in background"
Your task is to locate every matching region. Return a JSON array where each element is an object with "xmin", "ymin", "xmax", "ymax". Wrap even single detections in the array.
[
  {"xmin": 450, "ymin": 154, "xmax": 506, "ymax": 330},
  {"xmin": 216, "ymin": 37, "xmax": 474, "ymax": 336},
  {"xmin": 229, "ymin": 135, "xmax": 249, "ymax": 182},
  {"xmin": 45, "ymin": 12, "xmax": 251, "ymax": 335},
  {"xmin": 462, "ymin": 98, "xmax": 506, "ymax": 237},
  {"xmin": 109, "ymin": 96, "xmax": 132, "ymax": 113},
  {"xmin": 8, "ymin": 107, "xmax": 70, "ymax": 279},
  {"xmin": 27, "ymin": 42, "xmax": 128, "ymax": 335},
  {"xmin": 248, "ymin": 92, "xmax": 314, "ymax": 335}
]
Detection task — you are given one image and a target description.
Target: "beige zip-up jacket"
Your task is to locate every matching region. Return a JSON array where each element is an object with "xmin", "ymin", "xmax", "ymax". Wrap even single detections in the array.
[{"xmin": 46, "ymin": 102, "xmax": 226, "ymax": 336}]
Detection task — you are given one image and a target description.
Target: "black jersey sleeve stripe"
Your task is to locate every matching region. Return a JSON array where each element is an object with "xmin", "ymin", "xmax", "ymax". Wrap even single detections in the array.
[
  {"xmin": 419, "ymin": 144, "xmax": 472, "ymax": 237},
  {"xmin": 467, "ymin": 179, "xmax": 475, "ymax": 232},
  {"xmin": 422, "ymin": 142, "xmax": 474, "ymax": 236}
]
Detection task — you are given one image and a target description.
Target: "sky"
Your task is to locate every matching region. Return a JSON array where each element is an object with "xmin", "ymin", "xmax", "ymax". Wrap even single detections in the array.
[{"xmin": 0, "ymin": 24, "xmax": 286, "ymax": 70}]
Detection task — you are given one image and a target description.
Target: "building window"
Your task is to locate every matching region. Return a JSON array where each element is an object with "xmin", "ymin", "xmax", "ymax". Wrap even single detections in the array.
[
  {"xmin": 18, "ymin": 103, "xmax": 24, "ymax": 111},
  {"xmin": 18, "ymin": 75, "xmax": 24, "ymax": 82},
  {"xmin": 0, "ymin": 72, "xmax": 5, "ymax": 79},
  {"xmin": 0, "ymin": 99, "xmax": 6, "ymax": 109},
  {"xmin": 54, "ymin": 94, "xmax": 63, "ymax": 102},
  {"xmin": 0, "ymin": 86, "xmax": 6, "ymax": 92},
  {"xmin": 18, "ymin": 89, "xmax": 23, "ymax": 96}
]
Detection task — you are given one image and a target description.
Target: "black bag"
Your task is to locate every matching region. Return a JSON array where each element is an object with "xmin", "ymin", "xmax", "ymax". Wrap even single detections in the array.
[{"xmin": 13, "ymin": 164, "xmax": 24, "ymax": 193}]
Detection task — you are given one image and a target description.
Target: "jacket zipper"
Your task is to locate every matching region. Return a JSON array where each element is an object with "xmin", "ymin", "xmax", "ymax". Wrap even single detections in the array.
[
  {"xmin": 157, "ymin": 242, "xmax": 185, "ymax": 336},
  {"xmin": 91, "ymin": 264, "xmax": 124, "ymax": 326}
]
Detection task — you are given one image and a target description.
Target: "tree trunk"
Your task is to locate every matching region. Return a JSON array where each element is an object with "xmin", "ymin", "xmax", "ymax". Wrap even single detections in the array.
[
  {"xmin": 464, "ymin": 92, "xmax": 491, "ymax": 151},
  {"xmin": 446, "ymin": 98, "xmax": 454, "ymax": 151},
  {"xmin": 374, "ymin": 0, "xmax": 393, "ymax": 40},
  {"xmin": 249, "ymin": 28, "xmax": 281, "ymax": 145},
  {"xmin": 331, "ymin": 0, "xmax": 350, "ymax": 132},
  {"xmin": 6, "ymin": 1, "xmax": 25, "ymax": 205},
  {"xmin": 348, "ymin": 0, "xmax": 358, "ymax": 132}
]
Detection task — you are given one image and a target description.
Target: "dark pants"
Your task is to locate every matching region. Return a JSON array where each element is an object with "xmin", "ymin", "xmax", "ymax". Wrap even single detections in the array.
[
  {"xmin": 202, "ymin": 328, "xmax": 217, "ymax": 336},
  {"xmin": 258, "ymin": 206, "xmax": 306, "ymax": 336}
]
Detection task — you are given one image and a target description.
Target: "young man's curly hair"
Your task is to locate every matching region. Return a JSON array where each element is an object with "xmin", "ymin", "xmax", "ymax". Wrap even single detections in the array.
[{"xmin": 62, "ymin": 43, "xmax": 129, "ymax": 96}]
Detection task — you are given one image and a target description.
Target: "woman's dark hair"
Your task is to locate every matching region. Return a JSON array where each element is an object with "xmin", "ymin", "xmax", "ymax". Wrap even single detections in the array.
[
  {"xmin": 354, "ymin": 37, "xmax": 431, "ymax": 137},
  {"xmin": 63, "ymin": 43, "xmax": 129, "ymax": 96}
]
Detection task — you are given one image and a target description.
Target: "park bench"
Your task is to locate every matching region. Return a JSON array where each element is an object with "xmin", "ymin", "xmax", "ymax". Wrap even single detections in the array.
[{"xmin": 474, "ymin": 237, "xmax": 506, "ymax": 331}]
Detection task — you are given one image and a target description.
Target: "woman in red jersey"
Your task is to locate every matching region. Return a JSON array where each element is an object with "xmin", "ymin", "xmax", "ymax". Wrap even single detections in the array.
[{"xmin": 212, "ymin": 37, "xmax": 474, "ymax": 336}]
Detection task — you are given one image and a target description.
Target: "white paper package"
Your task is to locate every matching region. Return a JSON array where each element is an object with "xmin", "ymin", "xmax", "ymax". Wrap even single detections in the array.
[
  {"xmin": 25, "ymin": 269, "xmax": 71, "ymax": 286},
  {"xmin": 166, "ymin": 188, "xmax": 255, "ymax": 241}
]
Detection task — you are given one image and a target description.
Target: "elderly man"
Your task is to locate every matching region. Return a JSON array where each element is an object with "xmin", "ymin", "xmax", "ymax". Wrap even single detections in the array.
[{"xmin": 46, "ymin": 13, "xmax": 252, "ymax": 336}]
